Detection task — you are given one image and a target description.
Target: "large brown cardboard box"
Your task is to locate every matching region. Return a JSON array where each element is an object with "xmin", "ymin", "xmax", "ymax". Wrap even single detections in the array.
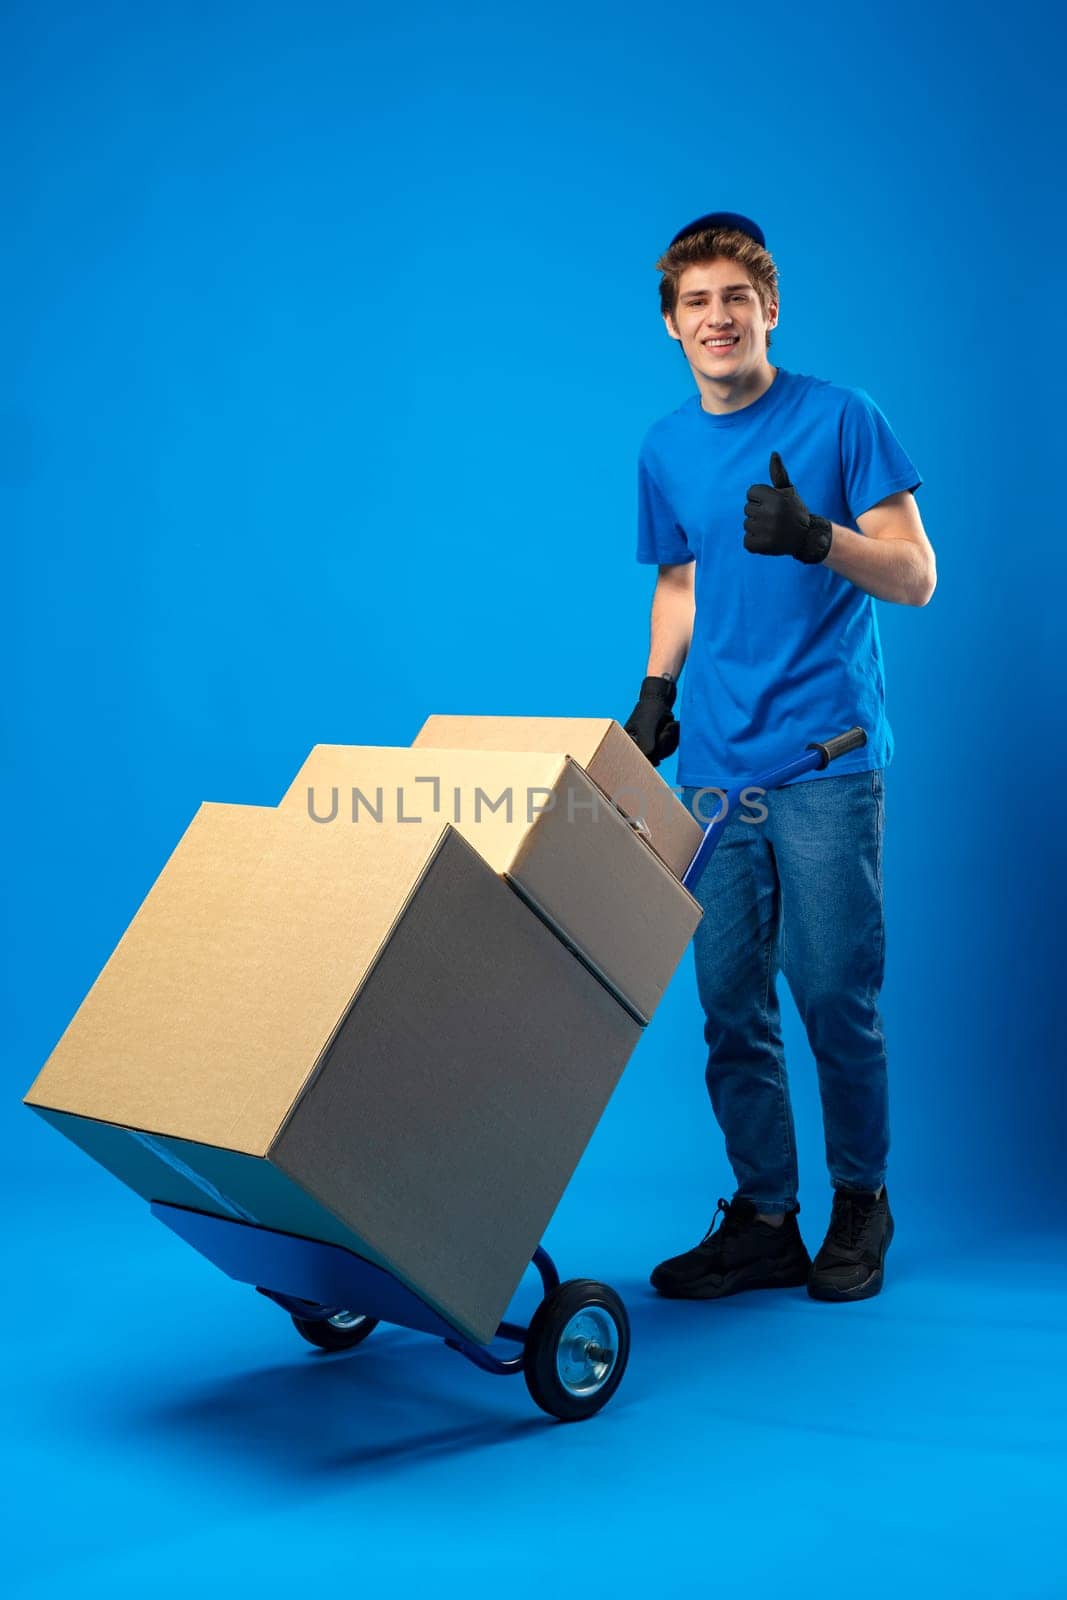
[
  {"xmin": 411, "ymin": 714, "xmax": 703, "ymax": 880},
  {"xmin": 25, "ymin": 803, "xmax": 645, "ymax": 1344},
  {"xmin": 278, "ymin": 746, "xmax": 701, "ymax": 1024}
]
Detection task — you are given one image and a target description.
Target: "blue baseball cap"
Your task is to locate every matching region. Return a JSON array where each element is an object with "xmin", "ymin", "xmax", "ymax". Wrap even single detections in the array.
[{"xmin": 668, "ymin": 211, "xmax": 766, "ymax": 249}]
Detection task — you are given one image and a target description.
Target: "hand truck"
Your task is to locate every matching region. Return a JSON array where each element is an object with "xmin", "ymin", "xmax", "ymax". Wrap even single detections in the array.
[{"xmin": 151, "ymin": 727, "xmax": 867, "ymax": 1421}]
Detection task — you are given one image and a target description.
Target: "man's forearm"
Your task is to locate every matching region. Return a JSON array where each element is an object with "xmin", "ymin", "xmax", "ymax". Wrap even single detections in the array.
[
  {"xmin": 646, "ymin": 578, "xmax": 695, "ymax": 677},
  {"xmin": 822, "ymin": 524, "xmax": 936, "ymax": 606}
]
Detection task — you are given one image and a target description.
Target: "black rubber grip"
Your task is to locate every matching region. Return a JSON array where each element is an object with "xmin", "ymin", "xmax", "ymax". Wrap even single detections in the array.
[{"xmin": 806, "ymin": 727, "xmax": 867, "ymax": 769}]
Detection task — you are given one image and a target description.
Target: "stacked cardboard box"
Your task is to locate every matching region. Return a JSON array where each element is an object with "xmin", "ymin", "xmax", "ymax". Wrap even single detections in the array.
[{"xmin": 25, "ymin": 717, "xmax": 702, "ymax": 1344}]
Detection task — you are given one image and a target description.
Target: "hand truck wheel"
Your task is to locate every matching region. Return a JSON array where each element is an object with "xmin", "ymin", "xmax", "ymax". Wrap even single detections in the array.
[
  {"xmin": 522, "ymin": 1279, "xmax": 629, "ymax": 1421},
  {"xmin": 291, "ymin": 1308, "xmax": 379, "ymax": 1352}
]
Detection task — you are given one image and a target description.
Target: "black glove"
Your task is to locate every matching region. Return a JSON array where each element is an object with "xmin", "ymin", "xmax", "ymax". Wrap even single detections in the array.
[
  {"xmin": 743, "ymin": 451, "xmax": 833, "ymax": 565},
  {"xmin": 624, "ymin": 675, "xmax": 679, "ymax": 766}
]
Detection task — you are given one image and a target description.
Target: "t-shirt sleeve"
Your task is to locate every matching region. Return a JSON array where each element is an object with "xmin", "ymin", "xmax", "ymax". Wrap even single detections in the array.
[
  {"xmin": 841, "ymin": 389, "xmax": 922, "ymax": 520},
  {"xmin": 637, "ymin": 451, "xmax": 694, "ymax": 565}
]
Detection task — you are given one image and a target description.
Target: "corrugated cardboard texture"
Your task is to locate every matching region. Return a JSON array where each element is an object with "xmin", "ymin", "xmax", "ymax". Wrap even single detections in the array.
[
  {"xmin": 25, "ymin": 803, "xmax": 450, "ymax": 1152},
  {"xmin": 413, "ymin": 714, "xmax": 619, "ymax": 765},
  {"xmin": 273, "ymin": 828, "xmax": 644, "ymax": 1344},
  {"xmin": 411, "ymin": 714, "xmax": 703, "ymax": 880},
  {"xmin": 277, "ymin": 745, "xmax": 570, "ymax": 873},
  {"xmin": 509, "ymin": 765, "xmax": 702, "ymax": 1020},
  {"xmin": 277, "ymin": 745, "xmax": 699, "ymax": 1019}
]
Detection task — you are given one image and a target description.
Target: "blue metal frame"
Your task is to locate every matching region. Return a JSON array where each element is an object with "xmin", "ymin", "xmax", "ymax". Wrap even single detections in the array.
[
  {"xmin": 152, "ymin": 1201, "xmax": 464, "ymax": 1339},
  {"xmin": 682, "ymin": 745, "xmax": 829, "ymax": 895},
  {"xmin": 443, "ymin": 1247, "xmax": 561, "ymax": 1376},
  {"xmin": 151, "ymin": 1202, "xmax": 560, "ymax": 1376}
]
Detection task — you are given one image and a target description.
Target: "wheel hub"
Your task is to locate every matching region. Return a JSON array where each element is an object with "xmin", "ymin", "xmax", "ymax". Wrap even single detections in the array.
[
  {"xmin": 327, "ymin": 1310, "xmax": 368, "ymax": 1332},
  {"xmin": 555, "ymin": 1307, "xmax": 620, "ymax": 1397}
]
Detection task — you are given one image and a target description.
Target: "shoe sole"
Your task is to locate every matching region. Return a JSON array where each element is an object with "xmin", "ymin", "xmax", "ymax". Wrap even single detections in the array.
[
  {"xmin": 652, "ymin": 1258, "xmax": 812, "ymax": 1301},
  {"xmin": 806, "ymin": 1215, "xmax": 894, "ymax": 1303}
]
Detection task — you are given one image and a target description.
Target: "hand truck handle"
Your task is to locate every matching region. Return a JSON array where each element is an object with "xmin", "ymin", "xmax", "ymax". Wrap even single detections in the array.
[
  {"xmin": 681, "ymin": 727, "xmax": 870, "ymax": 895},
  {"xmin": 805, "ymin": 727, "xmax": 867, "ymax": 770}
]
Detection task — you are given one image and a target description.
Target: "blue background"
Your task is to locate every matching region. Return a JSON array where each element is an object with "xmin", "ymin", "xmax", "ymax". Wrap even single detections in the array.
[{"xmin": 4, "ymin": 1, "xmax": 1064, "ymax": 1594}]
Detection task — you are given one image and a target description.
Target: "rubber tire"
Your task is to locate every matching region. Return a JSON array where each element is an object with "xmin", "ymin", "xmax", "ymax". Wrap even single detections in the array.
[
  {"xmin": 523, "ymin": 1279, "xmax": 630, "ymax": 1422},
  {"xmin": 291, "ymin": 1310, "xmax": 379, "ymax": 1352}
]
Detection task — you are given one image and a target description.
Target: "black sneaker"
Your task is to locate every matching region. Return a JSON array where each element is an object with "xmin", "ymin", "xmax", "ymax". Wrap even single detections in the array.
[
  {"xmin": 807, "ymin": 1187, "xmax": 894, "ymax": 1302},
  {"xmin": 650, "ymin": 1197, "xmax": 812, "ymax": 1300}
]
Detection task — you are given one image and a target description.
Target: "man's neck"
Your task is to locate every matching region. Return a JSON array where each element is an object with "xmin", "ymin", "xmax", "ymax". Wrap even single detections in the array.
[{"xmin": 697, "ymin": 361, "xmax": 778, "ymax": 416}]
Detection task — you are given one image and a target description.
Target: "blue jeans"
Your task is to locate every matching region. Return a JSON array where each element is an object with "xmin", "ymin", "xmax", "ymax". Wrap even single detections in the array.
[{"xmin": 680, "ymin": 771, "xmax": 888, "ymax": 1213}]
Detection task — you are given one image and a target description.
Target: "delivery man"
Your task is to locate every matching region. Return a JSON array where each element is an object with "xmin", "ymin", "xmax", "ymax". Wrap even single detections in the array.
[{"xmin": 625, "ymin": 211, "xmax": 935, "ymax": 1303}]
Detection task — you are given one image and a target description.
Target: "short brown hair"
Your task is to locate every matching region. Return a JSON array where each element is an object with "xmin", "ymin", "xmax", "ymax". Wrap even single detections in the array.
[{"xmin": 657, "ymin": 226, "xmax": 780, "ymax": 349}]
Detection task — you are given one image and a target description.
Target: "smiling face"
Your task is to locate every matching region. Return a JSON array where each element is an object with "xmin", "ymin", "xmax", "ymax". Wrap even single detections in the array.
[{"xmin": 664, "ymin": 258, "xmax": 778, "ymax": 395}]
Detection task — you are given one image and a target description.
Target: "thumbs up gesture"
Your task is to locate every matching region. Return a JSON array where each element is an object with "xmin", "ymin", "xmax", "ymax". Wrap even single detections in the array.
[{"xmin": 743, "ymin": 452, "xmax": 833, "ymax": 565}]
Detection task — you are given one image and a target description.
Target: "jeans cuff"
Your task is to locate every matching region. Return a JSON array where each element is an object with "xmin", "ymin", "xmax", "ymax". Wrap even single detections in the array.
[
  {"xmin": 736, "ymin": 1192, "xmax": 799, "ymax": 1214},
  {"xmin": 832, "ymin": 1177, "xmax": 886, "ymax": 1196}
]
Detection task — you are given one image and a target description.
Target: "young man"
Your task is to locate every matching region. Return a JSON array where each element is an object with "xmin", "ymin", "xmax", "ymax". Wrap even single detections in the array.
[{"xmin": 624, "ymin": 211, "xmax": 935, "ymax": 1303}]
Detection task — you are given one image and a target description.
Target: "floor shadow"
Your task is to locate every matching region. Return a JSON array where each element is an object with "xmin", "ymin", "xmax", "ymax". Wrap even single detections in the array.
[{"xmin": 107, "ymin": 1329, "xmax": 547, "ymax": 1483}]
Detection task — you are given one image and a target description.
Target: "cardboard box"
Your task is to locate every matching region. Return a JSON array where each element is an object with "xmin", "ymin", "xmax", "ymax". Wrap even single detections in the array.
[
  {"xmin": 278, "ymin": 746, "xmax": 701, "ymax": 1023},
  {"xmin": 25, "ymin": 803, "xmax": 644, "ymax": 1345},
  {"xmin": 411, "ymin": 714, "xmax": 703, "ymax": 880}
]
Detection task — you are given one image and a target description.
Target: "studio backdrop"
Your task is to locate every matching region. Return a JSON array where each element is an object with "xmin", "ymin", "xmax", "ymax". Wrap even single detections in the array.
[{"xmin": 4, "ymin": 0, "xmax": 1063, "ymax": 1236}]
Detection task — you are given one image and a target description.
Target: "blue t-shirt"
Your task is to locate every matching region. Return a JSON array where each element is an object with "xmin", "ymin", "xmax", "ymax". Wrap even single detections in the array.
[{"xmin": 637, "ymin": 369, "xmax": 921, "ymax": 788}]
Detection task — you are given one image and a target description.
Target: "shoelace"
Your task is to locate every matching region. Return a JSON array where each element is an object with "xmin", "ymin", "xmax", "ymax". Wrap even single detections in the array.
[
  {"xmin": 827, "ymin": 1192, "xmax": 877, "ymax": 1252},
  {"xmin": 701, "ymin": 1197, "xmax": 739, "ymax": 1244}
]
